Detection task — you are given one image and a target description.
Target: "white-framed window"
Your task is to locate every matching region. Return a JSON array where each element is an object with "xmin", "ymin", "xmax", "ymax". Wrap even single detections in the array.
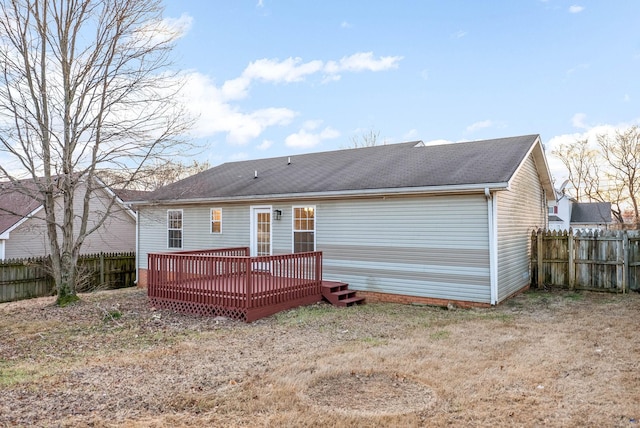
[
  {"xmin": 548, "ymin": 205, "xmax": 558, "ymax": 215},
  {"xmin": 293, "ymin": 206, "xmax": 315, "ymax": 253},
  {"xmin": 167, "ymin": 209, "xmax": 183, "ymax": 249},
  {"xmin": 211, "ymin": 208, "xmax": 222, "ymax": 234}
]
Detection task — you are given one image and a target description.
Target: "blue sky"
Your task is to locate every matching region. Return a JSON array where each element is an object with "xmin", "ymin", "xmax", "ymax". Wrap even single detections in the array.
[{"xmin": 162, "ymin": 0, "xmax": 640, "ymax": 182}]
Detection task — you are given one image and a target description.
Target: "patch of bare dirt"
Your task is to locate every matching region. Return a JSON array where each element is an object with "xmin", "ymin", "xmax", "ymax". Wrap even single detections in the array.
[
  {"xmin": 307, "ymin": 371, "xmax": 435, "ymax": 415},
  {"xmin": 1, "ymin": 287, "xmax": 639, "ymax": 427}
]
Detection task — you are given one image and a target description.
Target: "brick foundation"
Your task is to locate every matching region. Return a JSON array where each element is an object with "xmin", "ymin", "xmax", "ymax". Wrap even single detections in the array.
[
  {"xmin": 356, "ymin": 290, "xmax": 491, "ymax": 309},
  {"xmin": 137, "ymin": 268, "xmax": 148, "ymax": 288}
]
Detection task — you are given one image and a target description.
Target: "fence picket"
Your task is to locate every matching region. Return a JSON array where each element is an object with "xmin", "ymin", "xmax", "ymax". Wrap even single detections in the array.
[
  {"xmin": 531, "ymin": 230, "xmax": 639, "ymax": 292},
  {"xmin": 0, "ymin": 252, "xmax": 136, "ymax": 303}
]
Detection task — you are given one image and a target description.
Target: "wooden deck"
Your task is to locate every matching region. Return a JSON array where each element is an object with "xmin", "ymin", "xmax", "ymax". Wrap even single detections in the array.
[{"xmin": 147, "ymin": 248, "xmax": 323, "ymax": 322}]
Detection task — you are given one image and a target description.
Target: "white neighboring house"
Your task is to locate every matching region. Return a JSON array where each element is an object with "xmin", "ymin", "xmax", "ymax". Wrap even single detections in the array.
[
  {"xmin": 548, "ymin": 190, "xmax": 613, "ymax": 232},
  {"xmin": 0, "ymin": 177, "xmax": 138, "ymax": 260}
]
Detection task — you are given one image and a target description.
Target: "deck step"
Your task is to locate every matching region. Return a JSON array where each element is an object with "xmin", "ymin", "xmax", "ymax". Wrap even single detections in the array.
[{"xmin": 321, "ymin": 281, "xmax": 365, "ymax": 307}]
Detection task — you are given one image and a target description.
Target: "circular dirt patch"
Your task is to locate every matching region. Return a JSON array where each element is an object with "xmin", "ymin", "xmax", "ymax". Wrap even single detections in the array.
[{"xmin": 306, "ymin": 371, "xmax": 435, "ymax": 416}]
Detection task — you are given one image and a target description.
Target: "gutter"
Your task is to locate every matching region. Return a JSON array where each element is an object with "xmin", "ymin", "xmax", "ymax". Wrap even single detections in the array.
[
  {"xmin": 130, "ymin": 182, "xmax": 511, "ymax": 207},
  {"xmin": 485, "ymin": 188, "xmax": 498, "ymax": 305}
]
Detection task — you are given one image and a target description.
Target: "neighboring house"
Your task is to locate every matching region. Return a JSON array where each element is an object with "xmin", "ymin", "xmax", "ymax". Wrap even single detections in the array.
[
  {"xmin": 0, "ymin": 177, "xmax": 137, "ymax": 260},
  {"xmin": 548, "ymin": 191, "xmax": 612, "ymax": 231},
  {"xmin": 133, "ymin": 134, "xmax": 555, "ymax": 306}
]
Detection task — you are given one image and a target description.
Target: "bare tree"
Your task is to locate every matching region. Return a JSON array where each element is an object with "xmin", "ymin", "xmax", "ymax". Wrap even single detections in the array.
[
  {"xmin": 99, "ymin": 159, "xmax": 210, "ymax": 191},
  {"xmin": 0, "ymin": 0, "xmax": 191, "ymax": 304},
  {"xmin": 349, "ymin": 128, "xmax": 385, "ymax": 148},
  {"xmin": 551, "ymin": 138, "xmax": 599, "ymax": 202},
  {"xmin": 597, "ymin": 126, "xmax": 640, "ymax": 225},
  {"xmin": 552, "ymin": 126, "xmax": 640, "ymax": 225}
]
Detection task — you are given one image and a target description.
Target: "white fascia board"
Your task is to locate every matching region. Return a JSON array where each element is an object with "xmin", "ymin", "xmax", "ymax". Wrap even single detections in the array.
[
  {"xmin": 508, "ymin": 136, "xmax": 555, "ymax": 200},
  {"xmin": 0, "ymin": 204, "xmax": 44, "ymax": 239},
  {"xmin": 132, "ymin": 182, "xmax": 511, "ymax": 207}
]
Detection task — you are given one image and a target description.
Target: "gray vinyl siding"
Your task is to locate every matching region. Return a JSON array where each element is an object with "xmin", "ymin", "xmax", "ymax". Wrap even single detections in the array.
[
  {"xmin": 138, "ymin": 204, "xmax": 251, "ymax": 269},
  {"xmin": 5, "ymin": 185, "xmax": 135, "ymax": 259},
  {"xmin": 317, "ymin": 194, "xmax": 491, "ymax": 303},
  {"xmin": 496, "ymin": 154, "xmax": 547, "ymax": 302},
  {"xmin": 138, "ymin": 194, "xmax": 491, "ymax": 303}
]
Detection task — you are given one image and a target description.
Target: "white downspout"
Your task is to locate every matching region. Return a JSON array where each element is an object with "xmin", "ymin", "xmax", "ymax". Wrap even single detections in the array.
[
  {"xmin": 135, "ymin": 211, "xmax": 139, "ymax": 286},
  {"xmin": 485, "ymin": 188, "xmax": 498, "ymax": 305}
]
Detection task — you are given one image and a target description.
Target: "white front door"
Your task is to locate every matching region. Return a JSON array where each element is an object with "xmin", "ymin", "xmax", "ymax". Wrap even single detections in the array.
[{"xmin": 250, "ymin": 207, "xmax": 272, "ymax": 256}]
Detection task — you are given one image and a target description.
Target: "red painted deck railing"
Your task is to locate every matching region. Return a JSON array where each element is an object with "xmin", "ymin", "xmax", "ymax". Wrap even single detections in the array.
[{"xmin": 147, "ymin": 248, "xmax": 323, "ymax": 321}]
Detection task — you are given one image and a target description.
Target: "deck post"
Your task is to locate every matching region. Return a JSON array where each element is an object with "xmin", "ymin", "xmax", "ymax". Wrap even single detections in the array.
[{"xmin": 245, "ymin": 257, "xmax": 252, "ymax": 309}]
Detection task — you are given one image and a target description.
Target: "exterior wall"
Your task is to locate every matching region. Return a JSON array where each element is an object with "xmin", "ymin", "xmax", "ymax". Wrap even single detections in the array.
[
  {"xmin": 4, "ymin": 184, "xmax": 135, "ymax": 259},
  {"xmin": 496, "ymin": 154, "xmax": 547, "ymax": 302},
  {"xmin": 139, "ymin": 194, "xmax": 492, "ymax": 304},
  {"xmin": 138, "ymin": 204, "xmax": 251, "ymax": 269},
  {"xmin": 317, "ymin": 195, "xmax": 491, "ymax": 303}
]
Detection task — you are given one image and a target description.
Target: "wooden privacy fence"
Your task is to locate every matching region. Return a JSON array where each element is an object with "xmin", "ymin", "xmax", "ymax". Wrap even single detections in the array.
[
  {"xmin": 0, "ymin": 252, "xmax": 136, "ymax": 303},
  {"xmin": 531, "ymin": 229, "xmax": 640, "ymax": 292}
]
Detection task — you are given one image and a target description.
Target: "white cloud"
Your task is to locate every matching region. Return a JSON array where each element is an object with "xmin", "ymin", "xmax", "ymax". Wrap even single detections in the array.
[
  {"xmin": 180, "ymin": 72, "xmax": 298, "ymax": 145},
  {"xmin": 403, "ymin": 129, "xmax": 419, "ymax": 140},
  {"xmin": 177, "ymin": 52, "xmax": 400, "ymax": 145},
  {"xmin": 163, "ymin": 13, "xmax": 193, "ymax": 39},
  {"xmin": 420, "ymin": 69, "xmax": 429, "ymax": 80},
  {"xmin": 285, "ymin": 121, "xmax": 340, "ymax": 149},
  {"xmin": 324, "ymin": 52, "xmax": 402, "ymax": 75},
  {"xmin": 453, "ymin": 30, "xmax": 467, "ymax": 39},
  {"xmin": 624, "ymin": 94, "xmax": 631, "ymax": 102},
  {"xmin": 341, "ymin": 21, "xmax": 352, "ymax": 29},
  {"xmin": 256, "ymin": 0, "xmax": 264, "ymax": 7},
  {"xmin": 243, "ymin": 58, "xmax": 324, "ymax": 83},
  {"xmin": 257, "ymin": 139, "xmax": 273, "ymax": 150},
  {"xmin": 546, "ymin": 120, "xmax": 640, "ymax": 182},
  {"xmin": 569, "ymin": 5, "xmax": 584, "ymax": 13},
  {"xmin": 135, "ymin": 13, "xmax": 193, "ymax": 47},
  {"xmin": 571, "ymin": 113, "xmax": 588, "ymax": 129},
  {"xmin": 466, "ymin": 120, "xmax": 494, "ymax": 133},
  {"xmin": 220, "ymin": 77, "xmax": 251, "ymax": 101}
]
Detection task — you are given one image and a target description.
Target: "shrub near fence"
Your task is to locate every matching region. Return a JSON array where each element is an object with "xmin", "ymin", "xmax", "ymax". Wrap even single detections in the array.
[
  {"xmin": 0, "ymin": 252, "xmax": 136, "ymax": 303},
  {"xmin": 531, "ymin": 229, "xmax": 640, "ymax": 292}
]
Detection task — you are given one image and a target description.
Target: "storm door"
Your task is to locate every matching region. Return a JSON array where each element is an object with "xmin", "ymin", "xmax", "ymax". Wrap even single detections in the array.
[{"xmin": 250, "ymin": 207, "xmax": 272, "ymax": 256}]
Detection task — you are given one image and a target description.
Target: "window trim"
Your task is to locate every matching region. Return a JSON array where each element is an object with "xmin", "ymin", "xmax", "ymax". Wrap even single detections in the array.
[
  {"xmin": 292, "ymin": 205, "xmax": 316, "ymax": 253},
  {"xmin": 167, "ymin": 209, "xmax": 183, "ymax": 249},
  {"xmin": 210, "ymin": 208, "xmax": 222, "ymax": 234}
]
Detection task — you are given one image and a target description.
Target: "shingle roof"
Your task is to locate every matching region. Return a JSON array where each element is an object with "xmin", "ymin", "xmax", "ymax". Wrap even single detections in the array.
[
  {"xmin": 145, "ymin": 134, "xmax": 543, "ymax": 202},
  {"xmin": 1, "ymin": 177, "xmax": 138, "ymax": 235},
  {"xmin": 570, "ymin": 202, "xmax": 612, "ymax": 224},
  {"xmin": 0, "ymin": 183, "xmax": 41, "ymax": 235},
  {"xmin": 113, "ymin": 188, "xmax": 152, "ymax": 202}
]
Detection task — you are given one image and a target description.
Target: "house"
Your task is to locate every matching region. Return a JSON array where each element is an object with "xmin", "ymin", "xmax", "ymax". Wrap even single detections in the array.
[
  {"xmin": 0, "ymin": 177, "xmax": 137, "ymax": 260},
  {"xmin": 133, "ymin": 134, "xmax": 555, "ymax": 307},
  {"xmin": 548, "ymin": 190, "xmax": 612, "ymax": 231}
]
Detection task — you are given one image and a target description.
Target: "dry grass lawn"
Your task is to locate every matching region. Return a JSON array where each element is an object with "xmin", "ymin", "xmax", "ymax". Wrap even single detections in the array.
[{"xmin": 1, "ymin": 287, "xmax": 639, "ymax": 427}]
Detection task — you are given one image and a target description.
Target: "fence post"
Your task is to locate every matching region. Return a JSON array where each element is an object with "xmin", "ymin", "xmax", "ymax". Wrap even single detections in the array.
[
  {"xmin": 100, "ymin": 253, "xmax": 105, "ymax": 285},
  {"xmin": 623, "ymin": 231, "xmax": 629, "ymax": 294},
  {"xmin": 568, "ymin": 229, "xmax": 575, "ymax": 289},
  {"xmin": 537, "ymin": 230, "xmax": 544, "ymax": 287}
]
